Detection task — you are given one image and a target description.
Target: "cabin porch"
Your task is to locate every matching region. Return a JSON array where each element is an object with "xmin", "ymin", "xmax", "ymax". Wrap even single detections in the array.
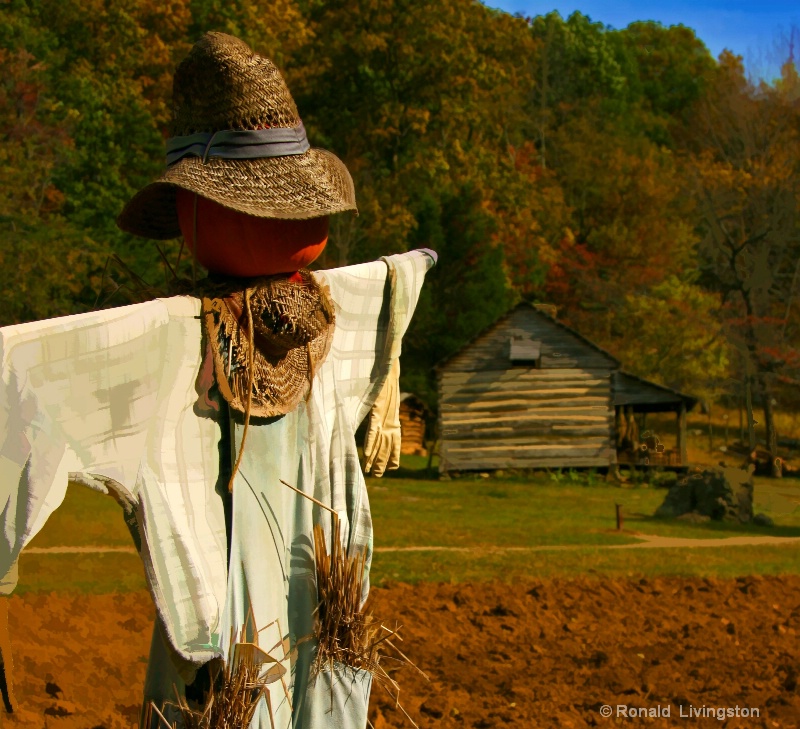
[{"xmin": 613, "ymin": 372, "xmax": 698, "ymax": 468}]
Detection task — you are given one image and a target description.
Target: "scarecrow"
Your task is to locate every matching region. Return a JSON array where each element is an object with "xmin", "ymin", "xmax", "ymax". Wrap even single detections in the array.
[{"xmin": 0, "ymin": 32, "xmax": 435, "ymax": 728}]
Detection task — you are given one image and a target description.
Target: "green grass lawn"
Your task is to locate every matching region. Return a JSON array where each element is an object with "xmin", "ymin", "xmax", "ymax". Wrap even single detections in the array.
[
  {"xmin": 25, "ymin": 482, "xmax": 135, "ymax": 548},
  {"xmin": 370, "ymin": 544, "xmax": 800, "ymax": 584},
  {"xmin": 365, "ymin": 470, "xmax": 800, "ymax": 584},
  {"xmin": 16, "ymin": 480, "xmax": 143, "ymax": 593},
  {"xmin": 369, "ymin": 472, "xmax": 800, "ymax": 545},
  {"xmin": 18, "ymin": 553, "xmax": 146, "ymax": 594},
  {"xmin": 12, "ymin": 468, "xmax": 800, "ymax": 593}
]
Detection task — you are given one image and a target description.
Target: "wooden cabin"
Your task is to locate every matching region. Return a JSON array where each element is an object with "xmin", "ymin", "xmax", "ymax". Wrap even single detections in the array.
[
  {"xmin": 436, "ymin": 303, "xmax": 619, "ymax": 472},
  {"xmin": 436, "ymin": 304, "xmax": 697, "ymax": 473},
  {"xmin": 399, "ymin": 393, "xmax": 428, "ymax": 456}
]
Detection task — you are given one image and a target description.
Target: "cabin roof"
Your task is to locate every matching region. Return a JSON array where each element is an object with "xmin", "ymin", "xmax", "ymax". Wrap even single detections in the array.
[
  {"xmin": 434, "ymin": 302, "xmax": 621, "ymax": 371},
  {"xmin": 613, "ymin": 371, "xmax": 699, "ymax": 412}
]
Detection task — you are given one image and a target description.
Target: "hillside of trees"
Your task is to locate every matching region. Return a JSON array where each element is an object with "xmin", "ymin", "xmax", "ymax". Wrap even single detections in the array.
[{"xmin": 2, "ymin": 0, "xmax": 799, "ymax": 470}]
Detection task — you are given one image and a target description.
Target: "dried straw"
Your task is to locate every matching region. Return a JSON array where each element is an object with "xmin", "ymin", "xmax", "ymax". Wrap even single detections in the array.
[
  {"xmin": 149, "ymin": 627, "xmax": 288, "ymax": 729},
  {"xmin": 309, "ymin": 517, "xmax": 428, "ymax": 728},
  {"xmin": 150, "ymin": 661, "xmax": 269, "ymax": 729},
  {"xmin": 203, "ymin": 271, "xmax": 335, "ymax": 422},
  {"xmin": 312, "ymin": 519, "xmax": 379, "ymax": 676}
]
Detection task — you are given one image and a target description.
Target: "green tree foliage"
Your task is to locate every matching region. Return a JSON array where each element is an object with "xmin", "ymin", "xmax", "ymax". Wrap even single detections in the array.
[
  {"xmin": 293, "ymin": 0, "xmax": 540, "ymax": 265},
  {"xmin": 620, "ymin": 22, "xmax": 716, "ymax": 119},
  {"xmin": 530, "ymin": 12, "xmax": 633, "ymax": 118},
  {"xmin": 520, "ymin": 14, "xmax": 725, "ymax": 395},
  {"xmin": 0, "ymin": 14, "xmax": 107, "ymax": 325},
  {"xmin": 616, "ymin": 276, "xmax": 730, "ymax": 399},
  {"xmin": 1, "ymin": 0, "xmax": 191, "ymax": 305},
  {"xmin": 401, "ymin": 187, "xmax": 515, "ymax": 405},
  {"xmin": 292, "ymin": 0, "xmax": 550, "ymax": 398},
  {"xmin": 1, "ymin": 0, "xmax": 312, "ymax": 307}
]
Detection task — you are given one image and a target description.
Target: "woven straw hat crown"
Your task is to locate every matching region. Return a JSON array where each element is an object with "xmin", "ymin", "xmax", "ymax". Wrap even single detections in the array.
[
  {"xmin": 171, "ymin": 33, "xmax": 299, "ymax": 135},
  {"xmin": 118, "ymin": 32, "xmax": 356, "ymax": 240}
]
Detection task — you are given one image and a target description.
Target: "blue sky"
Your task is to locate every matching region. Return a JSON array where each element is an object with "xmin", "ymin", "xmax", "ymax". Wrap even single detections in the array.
[{"xmin": 486, "ymin": 1, "xmax": 799, "ymax": 83}]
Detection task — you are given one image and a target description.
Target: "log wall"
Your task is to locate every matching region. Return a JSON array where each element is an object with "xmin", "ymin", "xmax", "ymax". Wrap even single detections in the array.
[{"xmin": 438, "ymin": 367, "xmax": 615, "ymax": 472}]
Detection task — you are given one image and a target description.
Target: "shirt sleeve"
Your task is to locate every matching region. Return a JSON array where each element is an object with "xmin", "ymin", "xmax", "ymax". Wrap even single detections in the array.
[
  {"xmin": 0, "ymin": 299, "xmax": 174, "ymax": 591},
  {"xmin": 313, "ymin": 249, "xmax": 436, "ymax": 429}
]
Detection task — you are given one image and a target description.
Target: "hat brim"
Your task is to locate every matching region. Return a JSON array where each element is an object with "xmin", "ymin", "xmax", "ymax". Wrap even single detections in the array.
[{"xmin": 117, "ymin": 148, "xmax": 357, "ymax": 240}]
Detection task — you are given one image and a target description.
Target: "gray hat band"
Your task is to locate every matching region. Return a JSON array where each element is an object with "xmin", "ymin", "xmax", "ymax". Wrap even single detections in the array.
[{"xmin": 166, "ymin": 123, "xmax": 310, "ymax": 166}]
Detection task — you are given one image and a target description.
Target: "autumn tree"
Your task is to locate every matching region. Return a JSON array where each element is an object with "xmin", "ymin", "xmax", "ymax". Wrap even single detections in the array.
[
  {"xmin": 528, "ymin": 10, "xmax": 634, "ymax": 164},
  {"xmin": 0, "ymin": 7, "xmax": 108, "ymax": 324},
  {"xmin": 5, "ymin": 0, "xmax": 797, "ymax": 436},
  {"xmin": 1, "ymin": 0, "xmax": 314, "ymax": 317},
  {"xmin": 524, "ymin": 17, "xmax": 724, "ymax": 392},
  {"xmin": 687, "ymin": 52, "xmax": 800, "ymax": 474},
  {"xmin": 292, "ymin": 0, "xmax": 542, "ymax": 263},
  {"xmin": 292, "ymin": 0, "xmax": 550, "ymax": 399}
]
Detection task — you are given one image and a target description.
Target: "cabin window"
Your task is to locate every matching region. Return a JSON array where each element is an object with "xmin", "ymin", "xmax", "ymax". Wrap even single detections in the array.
[{"xmin": 509, "ymin": 338, "xmax": 542, "ymax": 367}]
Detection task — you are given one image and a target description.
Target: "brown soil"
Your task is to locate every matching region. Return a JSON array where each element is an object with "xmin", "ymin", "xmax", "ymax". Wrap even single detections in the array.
[{"xmin": 4, "ymin": 577, "xmax": 800, "ymax": 729}]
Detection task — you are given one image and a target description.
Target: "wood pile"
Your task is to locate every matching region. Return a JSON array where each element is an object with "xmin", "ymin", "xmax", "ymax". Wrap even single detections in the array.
[
  {"xmin": 723, "ymin": 440, "xmax": 796, "ymax": 476},
  {"xmin": 400, "ymin": 394, "xmax": 428, "ymax": 456}
]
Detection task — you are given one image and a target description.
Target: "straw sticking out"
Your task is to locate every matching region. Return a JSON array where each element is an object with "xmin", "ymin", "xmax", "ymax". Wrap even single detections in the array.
[
  {"xmin": 312, "ymin": 519, "xmax": 380, "ymax": 676},
  {"xmin": 151, "ymin": 626, "xmax": 285, "ymax": 729},
  {"xmin": 277, "ymin": 477, "xmax": 428, "ymax": 727},
  {"xmin": 311, "ymin": 520, "xmax": 427, "ymax": 728}
]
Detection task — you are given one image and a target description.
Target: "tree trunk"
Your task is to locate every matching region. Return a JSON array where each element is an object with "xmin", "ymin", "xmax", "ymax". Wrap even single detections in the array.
[
  {"xmin": 330, "ymin": 213, "xmax": 357, "ymax": 267},
  {"xmin": 758, "ymin": 376, "xmax": 782, "ymax": 478},
  {"xmin": 676, "ymin": 403, "xmax": 687, "ymax": 466},
  {"xmin": 739, "ymin": 390, "xmax": 744, "ymax": 443},
  {"xmin": 707, "ymin": 403, "xmax": 713, "ymax": 454},
  {"xmin": 744, "ymin": 374, "xmax": 757, "ymax": 452}
]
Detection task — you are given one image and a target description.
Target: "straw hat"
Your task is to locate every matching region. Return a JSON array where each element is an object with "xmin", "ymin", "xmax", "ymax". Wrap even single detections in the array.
[{"xmin": 117, "ymin": 32, "xmax": 356, "ymax": 240}]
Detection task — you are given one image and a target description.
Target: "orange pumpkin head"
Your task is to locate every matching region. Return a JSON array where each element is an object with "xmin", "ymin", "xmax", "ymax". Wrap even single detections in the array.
[{"xmin": 176, "ymin": 188, "xmax": 329, "ymax": 277}]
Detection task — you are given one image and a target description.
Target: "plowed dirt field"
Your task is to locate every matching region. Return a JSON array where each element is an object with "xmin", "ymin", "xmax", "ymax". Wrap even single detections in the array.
[{"xmin": 4, "ymin": 576, "xmax": 800, "ymax": 728}]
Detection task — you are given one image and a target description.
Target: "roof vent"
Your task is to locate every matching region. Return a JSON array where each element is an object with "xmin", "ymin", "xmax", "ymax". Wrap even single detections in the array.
[{"xmin": 509, "ymin": 338, "xmax": 541, "ymax": 366}]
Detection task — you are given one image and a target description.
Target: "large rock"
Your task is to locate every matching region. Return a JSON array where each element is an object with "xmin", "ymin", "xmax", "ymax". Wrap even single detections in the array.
[{"xmin": 655, "ymin": 466, "xmax": 754, "ymax": 522}]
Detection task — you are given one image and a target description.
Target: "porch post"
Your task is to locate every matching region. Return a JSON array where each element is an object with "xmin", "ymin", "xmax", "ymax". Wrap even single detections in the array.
[{"xmin": 615, "ymin": 406, "xmax": 626, "ymax": 447}]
